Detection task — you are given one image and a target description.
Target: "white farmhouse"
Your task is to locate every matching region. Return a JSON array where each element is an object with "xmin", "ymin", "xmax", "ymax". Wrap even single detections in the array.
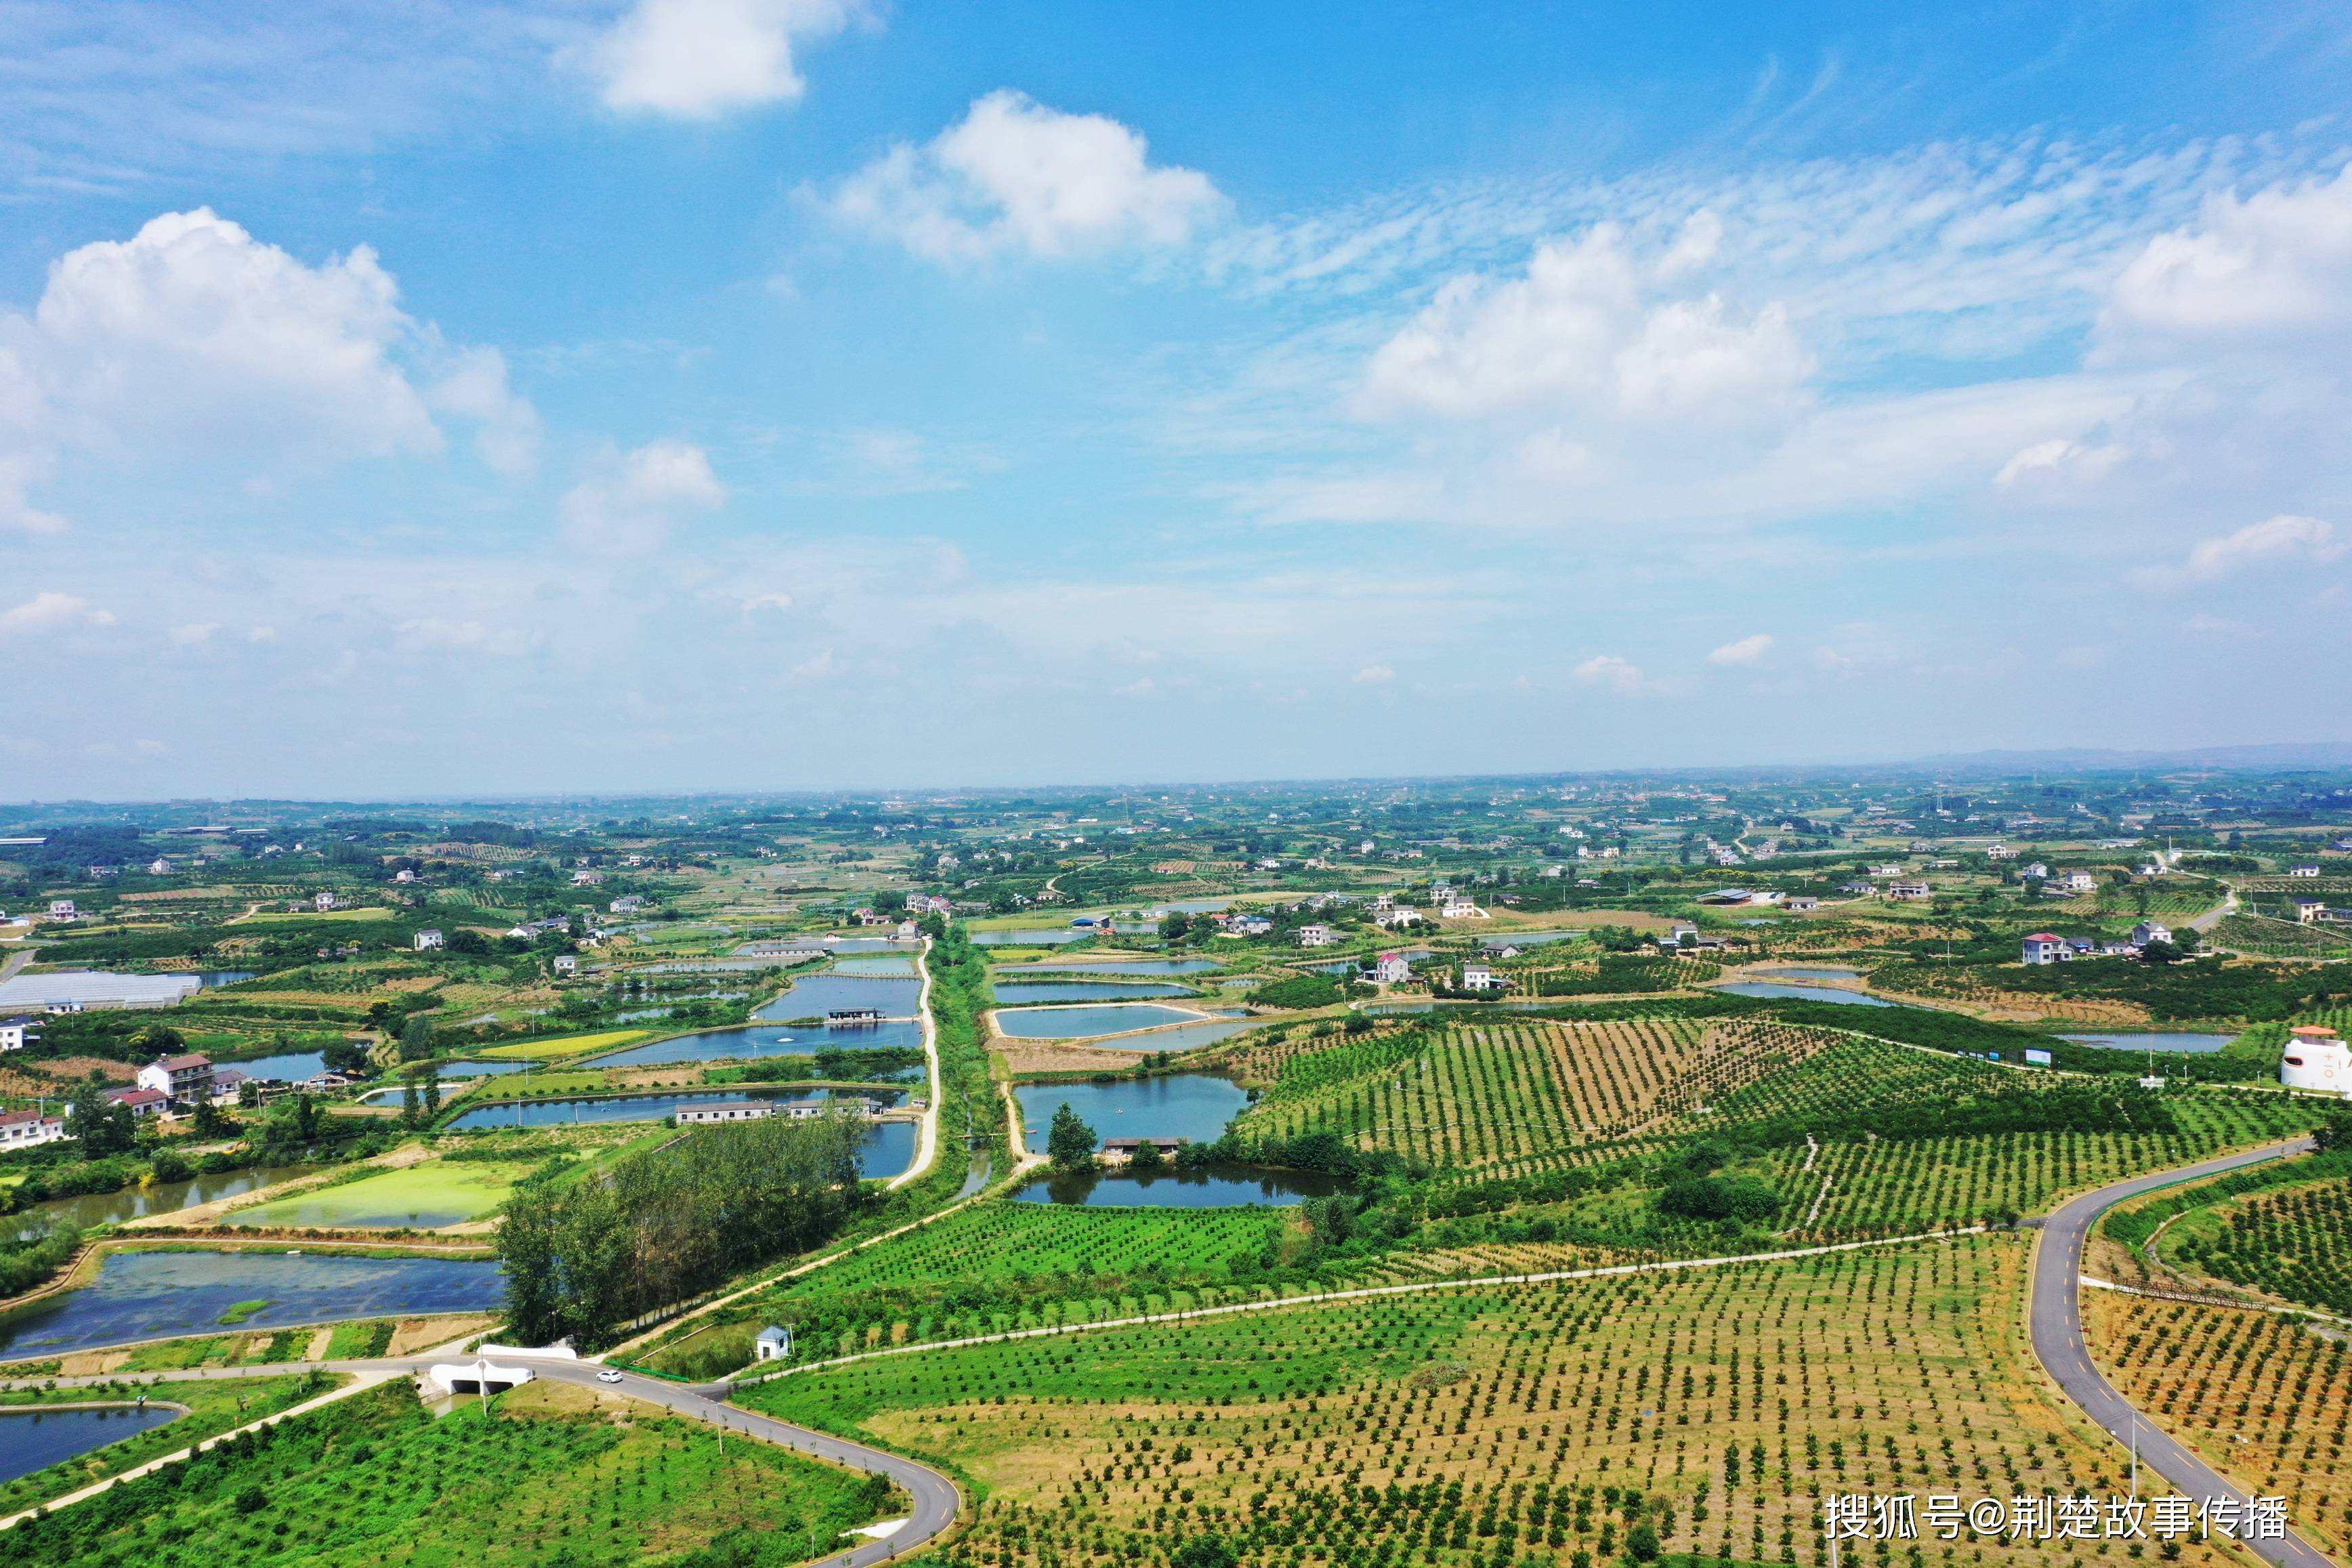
[
  {"xmin": 1373, "ymin": 952, "xmax": 1412, "ymax": 984},
  {"xmin": 2021, "ymin": 933, "xmax": 2071, "ymax": 965}
]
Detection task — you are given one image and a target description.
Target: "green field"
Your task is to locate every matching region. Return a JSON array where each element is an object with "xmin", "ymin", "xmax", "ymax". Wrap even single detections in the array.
[
  {"xmin": 473, "ymin": 1029, "xmax": 656, "ymax": 1061},
  {"xmin": 0, "ymin": 1373, "xmax": 331, "ymax": 1516},
  {"xmin": 2167, "ymin": 1173, "xmax": 2352, "ymax": 1313},
  {"xmin": 0, "ymin": 1378, "xmax": 897, "ymax": 1567},
  {"xmin": 228, "ymin": 1161, "xmax": 532, "ymax": 1229}
]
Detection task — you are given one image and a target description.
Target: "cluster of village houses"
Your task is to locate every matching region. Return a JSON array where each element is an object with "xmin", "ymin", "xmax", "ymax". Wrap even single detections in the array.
[{"xmin": 0, "ymin": 1047, "xmax": 327, "ymax": 1149}]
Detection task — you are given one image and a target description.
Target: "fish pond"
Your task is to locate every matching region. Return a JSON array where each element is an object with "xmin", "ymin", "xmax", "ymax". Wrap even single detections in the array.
[
  {"xmin": 442, "ymin": 1095, "xmax": 915, "ymax": 1178},
  {"xmin": 832, "ymin": 956, "xmax": 918, "ymax": 976},
  {"xmin": 1713, "ymin": 981, "xmax": 1897, "ymax": 1007},
  {"xmin": 1755, "ymin": 966, "xmax": 1864, "ymax": 981},
  {"xmin": 0, "ymin": 1250, "xmax": 506, "ymax": 1360},
  {"xmin": 2059, "ymin": 1032, "xmax": 2241, "ymax": 1054},
  {"xmin": 996, "ymin": 958, "xmax": 1223, "ymax": 975},
  {"xmin": 992, "ymin": 1003, "xmax": 1206, "ymax": 1039},
  {"xmin": 971, "ymin": 929, "xmax": 1089, "ymax": 946},
  {"xmin": 753, "ymin": 974, "xmax": 921, "ymax": 1019},
  {"xmin": 18, "ymin": 1165, "xmax": 309, "ymax": 1235},
  {"xmin": 1, "ymin": 1405, "xmax": 184, "ymax": 1484},
  {"xmin": 1013, "ymin": 1164, "xmax": 1347, "ymax": 1208},
  {"xmin": 1014, "ymin": 1074, "xmax": 1250, "ymax": 1147},
  {"xmin": 223, "ymin": 1051, "xmax": 327, "ymax": 1082},
  {"xmin": 993, "ymin": 980, "xmax": 1199, "ymax": 1004},
  {"xmin": 584, "ymin": 1018, "xmax": 923, "ymax": 1066}
]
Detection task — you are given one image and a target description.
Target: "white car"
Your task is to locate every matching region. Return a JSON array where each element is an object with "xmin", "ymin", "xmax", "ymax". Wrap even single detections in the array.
[{"xmin": 595, "ymin": 1370, "xmax": 624, "ymax": 1384}]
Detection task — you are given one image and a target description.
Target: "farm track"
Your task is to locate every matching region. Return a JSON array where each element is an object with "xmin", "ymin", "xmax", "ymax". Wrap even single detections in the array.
[{"xmin": 2031, "ymin": 1138, "xmax": 2333, "ymax": 1568}]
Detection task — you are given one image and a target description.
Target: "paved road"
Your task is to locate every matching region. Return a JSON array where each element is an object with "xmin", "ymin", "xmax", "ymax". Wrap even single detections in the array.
[
  {"xmin": 4, "ymin": 1355, "xmax": 961, "ymax": 1567},
  {"xmin": 2032, "ymin": 1139, "xmax": 2334, "ymax": 1568}
]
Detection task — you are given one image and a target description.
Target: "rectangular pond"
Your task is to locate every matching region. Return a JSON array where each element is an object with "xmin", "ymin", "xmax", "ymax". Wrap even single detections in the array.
[
  {"xmin": 992, "ymin": 1003, "xmax": 1208, "ymax": 1039},
  {"xmin": 994, "ymin": 980, "xmax": 1200, "ymax": 1004},
  {"xmin": 2059, "ymin": 1032, "xmax": 2240, "ymax": 1054},
  {"xmin": 753, "ymin": 973, "xmax": 921, "ymax": 1019},
  {"xmin": 0, "ymin": 1250, "xmax": 507, "ymax": 1361},
  {"xmin": 224, "ymin": 1051, "xmax": 327, "ymax": 1082},
  {"xmin": 583, "ymin": 1018, "xmax": 923, "ymax": 1066},
  {"xmin": 1112, "ymin": 1019, "xmax": 1262, "ymax": 1053},
  {"xmin": 832, "ymin": 956, "xmax": 918, "ymax": 975},
  {"xmin": 995, "ymin": 958, "xmax": 1223, "ymax": 975},
  {"xmin": 1, "ymin": 1405, "xmax": 184, "ymax": 1485},
  {"xmin": 443, "ymin": 1095, "xmax": 915, "ymax": 1178},
  {"xmin": 971, "ymin": 929, "xmax": 1089, "ymax": 946},
  {"xmin": 1713, "ymin": 981, "xmax": 1897, "ymax": 1007},
  {"xmin": 1015, "ymin": 1074, "xmax": 1250, "ymax": 1147},
  {"xmin": 18, "ymin": 1166, "xmax": 309, "ymax": 1235},
  {"xmin": 1755, "ymin": 967, "xmax": 1864, "ymax": 981},
  {"xmin": 1013, "ymin": 1163, "xmax": 1347, "ymax": 1208}
]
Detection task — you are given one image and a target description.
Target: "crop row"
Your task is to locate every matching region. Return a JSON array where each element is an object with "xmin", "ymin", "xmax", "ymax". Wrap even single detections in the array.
[
  {"xmin": 744, "ymin": 1235, "xmax": 2131, "ymax": 1568},
  {"xmin": 2175, "ymin": 1177, "xmax": 2352, "ymax": 1315}
]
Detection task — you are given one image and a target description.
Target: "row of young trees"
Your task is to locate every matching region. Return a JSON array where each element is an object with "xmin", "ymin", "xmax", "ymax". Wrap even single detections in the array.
[{"xmin": 497, "ymin": 1111, "xmax": 868, "ymax": 1349}]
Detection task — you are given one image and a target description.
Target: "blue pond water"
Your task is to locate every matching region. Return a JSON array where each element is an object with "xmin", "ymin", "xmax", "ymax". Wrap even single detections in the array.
[
  {"xmin": 198, "ymin": 971, "xmax": 259, "ymax": 987},
  {"xmin": 833, "ymin": 956, "xmax": 917, "ymax": 975},
  {"xmin": 444, "ymin": 1095, "xmax": 915, "ymax": 1177},
  {"xmin": 1013, "ymin": 1164, "xmax": 1347, "ymax": 1208},
  {"xmin": 1482, "ymin": 931, "xmax": 1584, "ymax": 948},
  {"xmin": 971, "ymin": 929, "xmax": 1089, "ymax": 946},
  {"xmin": 994, "ymin": 980, "xmax": 1198, "ymax": 1004},
  {"xmin": 1756, "ymin": 967, "xmax": 1864, "ymax": 980},
  {"xmin": 226, "ymin": 1051, "xmax": 329, "ymax": 1082},
  {"xmin": 754, "ymin": 974, "xmax": 921, "ymax": 1019},
  {"xmin": 996, "ymin": 959, "xmax": 1223, "ymax": 975},
  {"xmin": 994, "ymin": 1003, "xmax": 1204, "ymax": 1039},
  {"xmin": 2060, "ymin": 1032, "xmax": 2240, "ymax": 1055},
  {"xmin": 586, "ymin": 1019, "xmax": 923, "ymax": 1066},
  {"xmin": 1715, "ymin": 981, "xmax": 1897, "ymax": 1007},
  {"xmin": 1116, "ymin": 1020, "xmax": 1259, "ymax": 1053},
  {"xmin": 1, "ymin": 1405, "xmax": 184, "ymax": 1483},
  {"xmin": 1015, "ymin": 1075, "xmax": 1249, "ymax": 1147},
  {"xmin": 0, "ymin": 1250, "xmax": 506, "ymax": 1360}
]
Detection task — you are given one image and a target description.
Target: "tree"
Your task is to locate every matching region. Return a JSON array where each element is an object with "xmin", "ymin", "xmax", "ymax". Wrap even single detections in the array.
[
  {"xmin": 1626, "ymin": 1522, "xmax": 1662, "ymax": 1562},
  {"xmin": 2140, "ymin": 939, "xmax": 2183, "ymax": 965},
  {"xmin": 399, "ymin": 1077, "xmax": 421, "ymax": 1127},
  {"xmin": 2314, "ymin": 1109, "xmax": 2352, "ymax": 1152},
  {"xmin": 398, "ymin": 1013, "xmax": 435, "ymax": 1063},
  {"xmin": 190, "ymin": 1099, "xmax": 236, "ymax": 1140},
  {"xmin": 1047, "ymin": 1102, "xmax": 1097, "ymax": 1168},
  {"xmin": 65, "ymin": 1082, "xmax": 134, "ymax": 1158},
  {"xmin": 1160, "ymin": 911, "xmax": 1192, "ymax": 941},
  {"xmin": 322, "ymin": 1038, "xmax": 372, "ymax": 1076},
  {"xmin": 1128, "ymin": 1139, "xmax": 1167, "ymax": 1174}
]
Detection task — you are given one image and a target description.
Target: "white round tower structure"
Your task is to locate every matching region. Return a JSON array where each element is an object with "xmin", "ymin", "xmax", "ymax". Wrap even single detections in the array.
[{"xmin": 2281, "ymin": 1025, "xmax": 2352, "ymax": 1096}]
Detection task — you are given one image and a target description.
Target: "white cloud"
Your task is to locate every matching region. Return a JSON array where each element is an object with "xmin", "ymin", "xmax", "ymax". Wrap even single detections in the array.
[
  {"xmin": 2105, "ymin": 164, "xmax": 2352, "ymax": 343},
  {"xmin": 579, "ymin": 0, "xmax": 860, "ymax": 119},
  {"xmin": 427, "ymin": 346, "xmax": 541, "ymax": 475},
  {"xmin": 1353, "ymin": 664, "xmax": 1396, "ymax": 684},
  {"xmin": 1358, "ymin": 225, "xmax": 1810, "ymax": 427},
  {"xmin": 1994, "ymin": 437, "xmax": 2125, "ymax": 487},
  {"xmin": 739, "ymin": 591, "xmax": 794, "ymax": 615},
  {"xmin": 1706, "ymin": 634, "xmax": 1773, "ymax": 666},
  {"xmin": 20, "ymin": 209, "xmax": 434, "ymax": 459},
  {"xmin": 784, "ymin": 648, "xmax": 837, "ymax": 682},
  {"xmin": 1572, "ymin": 654, "xmax": 1645, "ymax": 694},
  {"xmin": 2130, "ymin": 514, "xmax": 2341, "ymax": 590},
  {"xmin": 0, "ymin": 209, "xmax": 539, "ymax": 524},
  {"xmin": 827, "ymin": 91, "xmax": 1224, "ymax": 263},
  {"xmin": 560, "ymin": 439, "xmax": 726, "ymax": 554},
  {"xmin": 0, "ymin": 591, "xmax": 114, "ymax": 636},
  {"xmin": 169, "ymin": 622, "xmax": 219, "ymax": 647}
]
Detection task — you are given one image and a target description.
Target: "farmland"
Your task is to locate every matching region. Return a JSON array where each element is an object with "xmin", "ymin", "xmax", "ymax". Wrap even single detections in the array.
[
  {"xmin": 226, "ymin": 1160, "xmax": 534, "ymax": 1231},
  {"xmin": 2164, "ymin": 1175, "xmax": 2352, "ymax": 1314},
  {"xmin": 0, "ymin": 1378, "xmax": 898, "ymax": 1568},
  {"xmin": 2083, "ymin": 1292, "xmax": 2351, "ymax": 1556},
  {"xmin": 738, "ymin": 1235, "xmax": 2197, "ymax": 1568}
]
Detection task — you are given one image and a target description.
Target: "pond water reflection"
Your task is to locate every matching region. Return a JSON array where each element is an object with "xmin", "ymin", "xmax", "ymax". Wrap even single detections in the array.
[
  {"xmin": 1013, "ymin": 1075, "xmax": 1248, "ymax": 1147},
  {"xmin": 0, "ymin": 1250, "xmax": 506, "ymax": 1359},
  {"xmin": 1013, "ymin": 1164, "xmax": 1346, "ymax": 1208},
  {"xmin": 1, "ymin": 1405, "xmax": 184, "ymax": 1484}
]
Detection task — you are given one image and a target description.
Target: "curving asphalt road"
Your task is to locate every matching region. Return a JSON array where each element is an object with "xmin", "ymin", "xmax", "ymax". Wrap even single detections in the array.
[
  {"xmin": 2032, "ymin": 1138, "xmax": 2334, "ymax": 1568},
  {"xmin": 3, "ymin": 1355, "xmax": 961, "ymax": 1567}
]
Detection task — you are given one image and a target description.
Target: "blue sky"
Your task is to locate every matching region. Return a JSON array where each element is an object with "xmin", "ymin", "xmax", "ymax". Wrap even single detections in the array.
[{"xmin": 4, "ymin": 0, "xmax": 2352, "ymax": 797}]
